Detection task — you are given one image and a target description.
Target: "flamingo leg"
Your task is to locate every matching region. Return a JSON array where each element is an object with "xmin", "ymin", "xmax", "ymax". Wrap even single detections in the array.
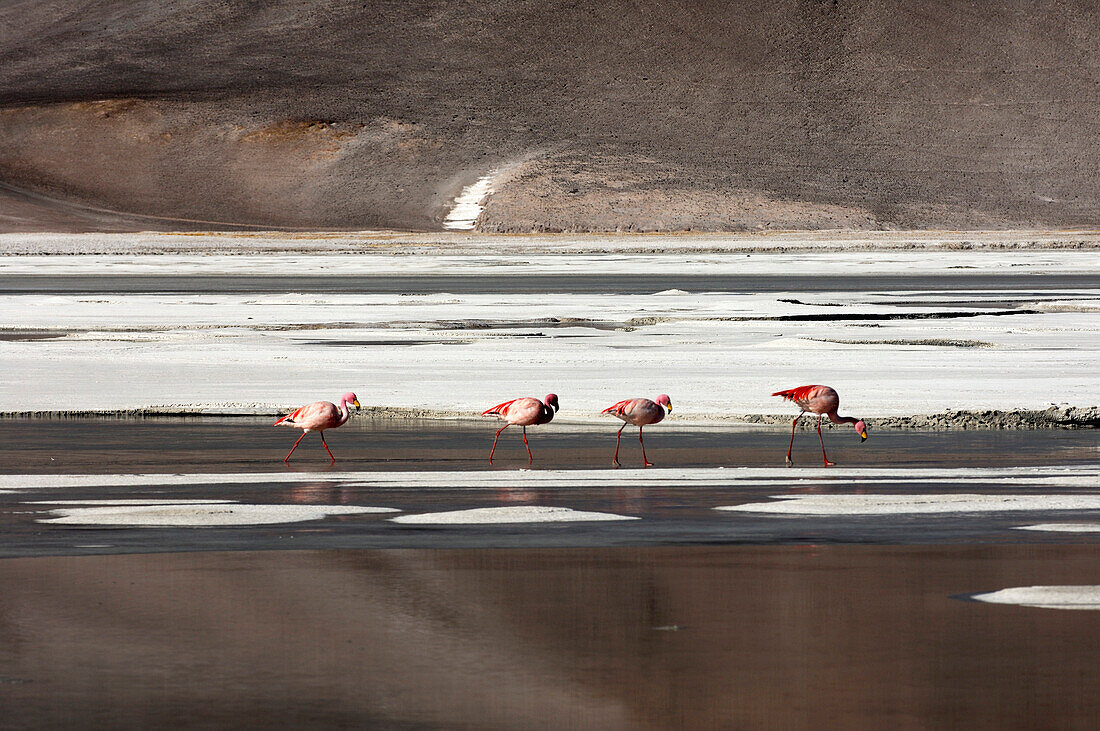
[
  {"xmin": 284, "ymin": 432, "xmax": 308, "ymax": 463},
  {"xmin": 522, "ymin": 426, "xmax": 533, "ymax": 463},
  {"xmin": 613, "ymin": 424, "xmax": 626, "ymax": 467},
  {"xmin": 785, "ymin": 413, "xmax": 803, "ymax": 465},
  {"xmin": 489, "ymin": 424, "xmax": 508, "ymax": 464},
  {"xmin": 320, "ymin": 431, "xmax": 335, "ymax": 463},
  {"xmin": 816, "ymin": 414, "xmax": 835, "ymax": 466},
  {"xmin": 639, "ymin": 426, "xmax": 653, "ymax": 467}
]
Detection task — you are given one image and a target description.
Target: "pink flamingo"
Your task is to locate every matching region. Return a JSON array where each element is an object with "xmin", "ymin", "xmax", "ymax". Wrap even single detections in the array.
[
  {"xmin": 601, "ymin": 395, "xmax": 672, "ymax": 467},
  {"xmin": 772, "ymin": 385, "xmax": 867, "ymax": 466},
  {"xmin": 274, "ymin": 392, "xmax": 361, "ymax": 463},
  {"xmin": 481, "ymin": 394, "xmax": 559, "ymax": 464}
]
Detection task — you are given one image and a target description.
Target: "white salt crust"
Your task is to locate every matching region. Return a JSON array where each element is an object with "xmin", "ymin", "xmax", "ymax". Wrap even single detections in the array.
[
  {"xmin": 37, "ymin": 501, "xmax": 397, "ymax": 527},
  {"xmin": 717, "ymin": 493, "xmax": 1100, "ymax": 515},
  {"xmin": 971, "ymin": 586, "xmax": 1100, "ymax": 610},
  {"xmin": 1, "ymin": 248, "xmax": 1096, "ymax": 418},
  {"xmin": 390, "ymin": 505, "xmax": 637, "ymax": 525},
  {"xmin": 1014, "ymin": 523, "xmax": 1100, "ymax": 533},
  {"xmin": 4, "ymin": 465, "xmax": 1097, "ymax": 492}
]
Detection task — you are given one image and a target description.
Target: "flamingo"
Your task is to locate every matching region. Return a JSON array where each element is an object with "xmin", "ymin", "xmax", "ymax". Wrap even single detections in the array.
[
  {"xmin": 274, "ymin": 392, "xmax": 360, "ymax": 463},
  {"xmin": 601, "ymin": 395, "xmax": 672, "ymax": 467},
  {"xmin": 772, "ymin": 385, "xmax": 867, "ymax": 466},
  {"xmin": 481, "ymin": 394, "xmax": 559, "ymax": 464}
]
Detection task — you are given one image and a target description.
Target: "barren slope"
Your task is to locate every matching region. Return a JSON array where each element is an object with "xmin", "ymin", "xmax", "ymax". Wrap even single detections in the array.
[{"xmin": 1, "ymin": 0, "xmax": 1098, "ymax": 232}]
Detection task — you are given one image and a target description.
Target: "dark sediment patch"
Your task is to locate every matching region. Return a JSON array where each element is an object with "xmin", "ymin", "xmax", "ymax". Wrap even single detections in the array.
[
  {"xmin": 801, "ymin": 337, "xmax": 996, "ymax": 348},
  {"xmin": 777, "ymin": 298, "xmax": 845, "ymax": 307},
  {"xmin": 2, "ymin": 274, "xmax": 1096, "ymax": 295},
  {"xmin": 714, "ymin": 309, "xmax": 1042, "ymax": 322},
  {"xmin": 302, "ymin": 339, "xmax": 474, "ymax": 347},
  {"xmin": 0, "ymin": 329, "xmax": 67, "ymax": 341}
]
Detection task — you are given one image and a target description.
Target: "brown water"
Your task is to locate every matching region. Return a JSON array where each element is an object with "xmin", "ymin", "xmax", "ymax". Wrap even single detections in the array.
[{"xmin": 1, "ymin": 546, "xmax": 1098, "ymax": 728}]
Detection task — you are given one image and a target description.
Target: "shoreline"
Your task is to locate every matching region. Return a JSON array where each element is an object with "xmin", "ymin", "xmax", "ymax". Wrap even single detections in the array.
[
  {"xmin": 2, "ymin": 405, "xmax": 1096, "ymax": 430},
  {"xmin": 4, "ymin": 229, "xmax": 1100, "ymax": 256}
]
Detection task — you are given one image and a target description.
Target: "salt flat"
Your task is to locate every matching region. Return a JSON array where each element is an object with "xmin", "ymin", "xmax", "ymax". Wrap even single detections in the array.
[{"xmin": 1, "ymin": 239, "xmax": 1097, "ymax": 420}]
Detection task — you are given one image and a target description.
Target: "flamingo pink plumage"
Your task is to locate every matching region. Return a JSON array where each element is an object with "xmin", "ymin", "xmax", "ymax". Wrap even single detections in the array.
[
  {"xmin": 274, "ymin": 392, "xmax": 361, "ymax": 462},
  {"xmin": 481, "ymin": 394, "xmax": 559, "ymax": 464},
  {"xmin": 601, "ymin": 395, "xmax": 672, "ymax": 467},
  {"xmin": 772, "ymin": 385, "xmax": 867, "ymax": 466}
]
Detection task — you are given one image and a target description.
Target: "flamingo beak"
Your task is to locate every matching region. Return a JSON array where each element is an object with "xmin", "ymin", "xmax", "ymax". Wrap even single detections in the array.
[
  {"xmin": 666, "ymin": 403, "xmax": 672, "ymax": 413},
  {"xmin": 353, "ymin": 399, "xmax": 361, "ymax": 410},
  {"xmin": 860, "ymin": 431, "xmax": 868, "ymax": 441}
]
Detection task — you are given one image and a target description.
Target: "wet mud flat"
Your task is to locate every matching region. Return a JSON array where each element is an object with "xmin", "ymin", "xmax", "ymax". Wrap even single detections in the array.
[{"xmin": 1, "ymin": 545, "xmax": 1099, "ymax": 728}]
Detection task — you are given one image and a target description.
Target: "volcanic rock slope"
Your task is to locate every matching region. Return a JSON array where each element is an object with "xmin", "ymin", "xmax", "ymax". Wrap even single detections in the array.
[{"xmin": 1, "ymin": 0, "xmax": 1098, "ymax": 232}]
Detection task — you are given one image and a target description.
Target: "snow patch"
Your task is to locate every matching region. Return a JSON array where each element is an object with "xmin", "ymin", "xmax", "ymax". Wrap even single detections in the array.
[
  {"xmin": 971, "ymin": 586, "xmax": 1100, "ymax": 610},
  {"xmin": 390, "ymin": 505, "xmax": 638, "ymax": 525},
  {"xmin": 717, "ymin": 493, "xmax": 1100, "ymax": 515},
  {"xmin": 443, "ymin": 172, "xmax": 498, "ymax": 230}
]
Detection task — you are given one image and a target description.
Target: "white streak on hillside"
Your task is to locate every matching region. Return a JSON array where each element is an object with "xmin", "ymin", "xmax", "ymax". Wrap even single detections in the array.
[{"xmin": 442, "ymin": 172, "xmax": 497, "ymax": 230}]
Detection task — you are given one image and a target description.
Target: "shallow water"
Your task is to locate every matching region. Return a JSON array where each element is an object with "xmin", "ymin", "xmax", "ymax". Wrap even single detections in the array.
[
  {"xmin": 2, "ymin": 272, "xmax": 1096, "ymax": 294},
  {"xmin": 1, "ymin": 418, "xmax": 1097, "ymax": 726},
  {"xmin": 2, "ymin": 546, "xmax": 1099, "ymax": 728},
  {"xmin": 1, "ymin": 416, "xmax": 1095, "ymax": 474},
  {"xmin": 0, "ymin": 419, "xmax": 1097, "ymax": 557}
]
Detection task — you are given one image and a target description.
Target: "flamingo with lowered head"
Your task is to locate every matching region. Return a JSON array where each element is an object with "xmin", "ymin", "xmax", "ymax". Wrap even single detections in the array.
[
  {"xmin": 274, "ymin": 392, "xmax": 360, "ymax": 463},
  {"xmin": 772, "ymin": 385, "xmax": 867, "ymax": 466},
  {"xmin": 481, "ymin": 394, "xmax": 559, "ymax": 464},
  {"xmin": 601, "ymin": 395, "xmax": 672, "ymax": 467}
]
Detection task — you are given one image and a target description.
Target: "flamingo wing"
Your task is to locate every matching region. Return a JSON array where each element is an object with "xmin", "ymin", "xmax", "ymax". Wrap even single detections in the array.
[
  {"xmin": 772, "ymin": 385, "xmax": 824, "ymax": 403},
  {"xmin": 273, "ymin": 404, "xmax": 310, "ymax": 426},
  {"xmin": 601, "ymin": 399, "xmax": 635, "ymax": 416},
  {"xmin": 482, "ymin": 399, "xmax": 518, "ymax": 417},
  {"xmin": 275, "ymin": 401, "xmax": 340, "ymax": 429}
]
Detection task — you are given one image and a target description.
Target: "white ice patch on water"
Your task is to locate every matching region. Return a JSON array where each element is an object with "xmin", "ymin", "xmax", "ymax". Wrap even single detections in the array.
[
  {"xmin": 717, "ymin": 493, "xmax": 1100, "ymax": 515},
  {"xmin": 6, "ymin": 466, "xmax": 1098, "ymax": 492},
  {"xmin": 29, "ymin": 499, "xmax": 235, "ymax": 505},
  {"xmin": 37, "ymin": 501, "xmax": 397, "ymax": 527},
  {"xmin": 971, "ymin": 586, "xmax": 1100, "ymax": 610},
  {"xmin": 1014, "ymin": 523, "xmax": 1100, "ymax": 533},
  {"xmin": 442, "ymin": 172, "xmax": 497, "ymax": 230},
  {"xmin": 390, "ymin": 505, "xmax": 637, "ymax": 525}
]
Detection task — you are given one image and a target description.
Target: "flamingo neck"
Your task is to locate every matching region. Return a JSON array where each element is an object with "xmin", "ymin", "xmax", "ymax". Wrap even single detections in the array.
[
  {"xmin": 337, "ymin": 401, "xmax": 351, "ymax": 426},
  {"xmin": 828, "ymin": 412, "xmax": 858, "ymax": 425}
]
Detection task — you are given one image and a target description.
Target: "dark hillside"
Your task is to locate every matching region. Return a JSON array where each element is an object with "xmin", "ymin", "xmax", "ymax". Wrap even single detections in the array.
[{"xmin": 1, "ymin": 1, "xmax": 1097, "ymax": 231}]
